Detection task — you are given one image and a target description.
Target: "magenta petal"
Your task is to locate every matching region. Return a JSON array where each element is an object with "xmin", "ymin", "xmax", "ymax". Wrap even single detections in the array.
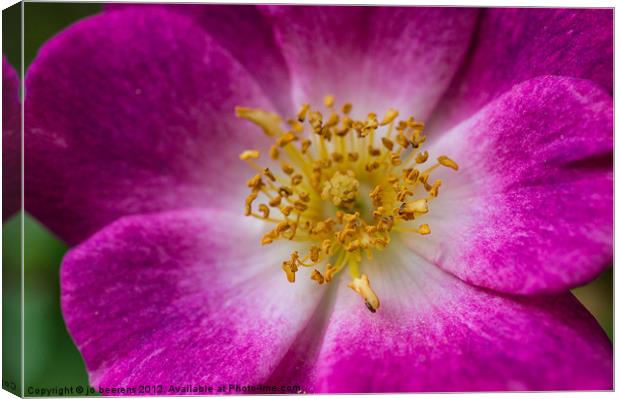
[
  {"xmin": 61, "ymin": 209, "xmax": 323, "ymax": 389},
  {"xmin": 3, "ymin": 56, "xmax": 20, "ymax": 219},
  {"xmin": 25, "ymin": 8, "xmax": 274, "ymax": 244},
  {"xmin": 106, "ymin": 4, "xmax": 293, "ymax": 114},
  {"xmin": 431, "ymin": 8, "xmax": 612, "ymax": 133},
  {"xmin": 262, "ymin": 6, "xmax": 478, "ymax": 119},
  {"xmin": 411, "ymin": 76, "xmax": 612, "ymax": 294},
  {"xmin": 270, "ymin": 253, "xmax": 612, "ymax": 392}
]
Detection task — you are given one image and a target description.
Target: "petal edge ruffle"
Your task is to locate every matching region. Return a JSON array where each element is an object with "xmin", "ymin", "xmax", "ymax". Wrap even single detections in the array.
[
  {"xmin": 430, "ymin": 8, "xmax": 613, "ymax": 133},
  {"xmin": 269, "ymin": 248, "xmax": 612, "ymax": 392},
  {"xmin": 61, "ymin": 208, "xmax": 323, "ymax": 390},
  {"xmin": 262, "ymin": 6, "xmax": 478, "ymax": 119},
  {"xmin": 409, "ymin": 76, "xmax": 612, "ymax": 294},
  {"xmin": 25, "ymin": 8, "xmax": 274, "ymax": 244},
  {"xmin": 106, "ymin": 3, "xmax": 294, "ymax": 114}
]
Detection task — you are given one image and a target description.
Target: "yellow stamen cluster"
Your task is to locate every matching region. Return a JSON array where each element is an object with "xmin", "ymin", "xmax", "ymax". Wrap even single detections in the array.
[{"xmin": 237, "ymin": 97, "xmax": 458, "ymax": 312}]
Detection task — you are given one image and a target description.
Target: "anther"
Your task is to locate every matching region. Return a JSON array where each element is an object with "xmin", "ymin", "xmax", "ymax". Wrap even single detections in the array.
[
  {"xmin": 278, "ymin": 186, "xmax": 293, "ymax": 197},
  {"xmin": 369, "ymin": 185, "xmax": 383, "ymax": 207},
  {"xmin": 428, "ymin": 179, "xmax": 442, "ymax": 198},
  {"xmin": 288, "ymin": 119, "xmax": 304, "ymax": 133},
  {"xmin": 245, "ymin": 192, "xmax": 258, "ymax": 216},
  {"xmin": 294, "ymin": 201, "xmax": 308, "ymax": 212},
  {"xmin": 268, "ymin": 196, "xmax": 282, "ymax": 207},
  {"xmin": 390, "ymin": 153, "xmax": 402, "ymax": 166},
  {"xmin": 282, "ymin": 261, "xmax": 297, "ymax": 283},
  {"xmin": 395, "ymin": 134, "xmax": 410, "ymax": 148},
  {"xmin": 408, "ymin": 120, "xmax": 425, "ymax": 130},
  {"xmin": 398, "ymin": 199, "xmax": 429, "ymax": 220},
  {"xmin": 291, "ymin": 174, "xmax": 303, "ymax": 186},
  {"xmin": 325, "ymin": 112, "xmax": 339, "ymax": 127},
  {"xmin": 367, "ymin": 113, "xmax": 379, "ymax": 129},
  {"xmin": 365, "ymin": 161, "xmax": 380, "ymax": 172},
  {"xmin": 348, "ymin": 152, "xmax": 359, "ymax": 162},
  {"xmin": 280, "ymin": 205, "xmax": 294, "ymax": 216},
  {"xmin": 438, "ymin": 155, "xmax": 459, "ymax": 170},
  {"xmin": 258, "ymin": 204, "xmax": 270, "ymax": 219},
  {"xmin": 269, "ymin": 146, "xmax": 280, "ymax": 160},
  {"xmin": 380, "ymin": 108, "xmax": 399, "ymax": 126},
  {"xmin": 368, "ymin": 146, "xmax": 381, "ymax": 157},
  {"xmin": 381, "ymin": 137, "xmax": 394, "ymax": 151},
  {"xmin": 277, "ymin": 132, "xmax": 298, "ymax": 147},
  {"xmin": 346, "ymin": 240, "xmax": 361, "ymax": 252},
  {"xmin": 323, "ymin": 95, "xmax": 335, "ymax": 108},
  {"xmin": 348, "ymin": 275, "xmax": 380, "ymax": 312},
  {"xmin": 239, "ymin": 150, "xmax": 260, "ymax": 160},
  {"xmin": 263, "ymin": 168, "xmax": 276, "ymax": 182},
  {"xmin": 332, "ymin": 152, "xmax": 344, "ymax": 163},
  {"xmin": 261, "ymin": 232, "xmax": 276, "ymax": 245},
  {"xmin": 301, "ymin": 139, "xmax": 312, "ymax": 154},
  {"xmin": 396, "ymin": 188, "xmax": 412, "ymax": 202},
  {"xmin": 246, "ymin": 174, "xmax": 263, "ymax": 190},
  {"xmin": 309, "ymin": 246, "xmax": 321, "ymax": 262},
  {"xmin": 418, "ymin": 224, "xmax": 431, "ymax": 235},
  {"xmin": 236, "ymin": 107, "xmax": 283, "ymax": 137},
  {"xmin": 275, "ymin": 221, "xmax": 291, "ymax": 234},
  {"xmin": 281, "ymin": 163, "xmax": 294, "ymax": 175},
  {"xmin": 324, "ymin": 264, "xmax": 336, "ymax": 282},
  {"xmin": 311, "ymin": 269, "xmax": 325, "ymax": 284},
  {"xmin": 321, "ymin": 239, "xmax": 332, "ymax": 255},
  {"xmin": 406, "ymin": 169, "xmax": 419, "ymax": 182},
  {"xmin": 297, "ymin": 103, "xmax": 310, "ymax": 122},
  {"xmin": 415, "ymin": 151, "xmax": 429, "ymax": 164},
  {"xmin": 309, "ymin": 111, "xmax": 323, "ymax": 131}
]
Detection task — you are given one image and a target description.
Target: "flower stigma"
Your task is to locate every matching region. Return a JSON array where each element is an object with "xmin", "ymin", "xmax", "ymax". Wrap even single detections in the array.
[{"xmin": 237, "ymin": 96, "xmax": 458, "ymax": 313}]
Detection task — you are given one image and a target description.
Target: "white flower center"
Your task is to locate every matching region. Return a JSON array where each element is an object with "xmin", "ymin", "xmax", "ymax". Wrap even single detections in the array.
[{"xmin": 238, "ymin": 96, "xmax": 458, "ymax": 312}]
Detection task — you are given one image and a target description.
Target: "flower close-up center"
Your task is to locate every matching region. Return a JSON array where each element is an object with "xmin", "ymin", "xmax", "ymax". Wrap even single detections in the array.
[
  {"xmin": 238, "ymin": 96, "xmax": 459, "ymax": 312},
  {"xmin": 17, "ymin": 4, "xmax": 613, "ymax": 393}
]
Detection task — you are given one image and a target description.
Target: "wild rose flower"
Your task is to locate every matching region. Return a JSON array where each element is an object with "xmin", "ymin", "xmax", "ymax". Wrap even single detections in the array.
[{"xmin": 25, "ymin": 5, "xmax": 612, "ymax": 392}]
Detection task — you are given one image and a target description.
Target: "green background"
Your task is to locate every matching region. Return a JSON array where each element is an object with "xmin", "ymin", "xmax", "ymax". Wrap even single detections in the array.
[{"xmin": 2, "ymin": 2, "xmax": 614, "ymax": 395}]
